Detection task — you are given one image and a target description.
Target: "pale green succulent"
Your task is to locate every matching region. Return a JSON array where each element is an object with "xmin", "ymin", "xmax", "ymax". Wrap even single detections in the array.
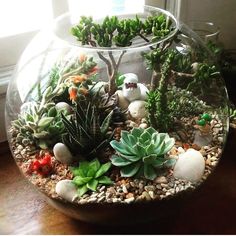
[
  {"xmin": 110, "ymin": 127, "xmax": 175, "ymax": 180},
  {"xmin": 71, "ymin": 158, "xmax": 113, "ymax": 196}
]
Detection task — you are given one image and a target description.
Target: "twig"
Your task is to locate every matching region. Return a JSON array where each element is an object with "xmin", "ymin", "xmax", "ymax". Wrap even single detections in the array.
[{"xmin": 171, "ymin": 70, "xmax": 195, "ymax": 78}]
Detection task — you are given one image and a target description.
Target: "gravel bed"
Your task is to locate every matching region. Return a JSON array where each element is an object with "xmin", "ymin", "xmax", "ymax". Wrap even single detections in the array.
[{"xmin": 9, "ymin": 115, "xmax": 225, "ymax": 204}]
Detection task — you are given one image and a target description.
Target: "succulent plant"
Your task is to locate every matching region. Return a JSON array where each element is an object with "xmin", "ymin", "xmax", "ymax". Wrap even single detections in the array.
[
  {"xmin": 71, "ymin": 158, "xmax": 113, "ymax": 196},
  {"xmin": 91, "ymin": 92, "xmax": 118, "ymax": 120},
  {"xmin": 61, "ymin": 100, "xmax": 113, "ymax": 159},
  {"xmin": 110, "ymin": 127, "xmax": 175, "ymax": 180},
  {"xmin": 167, "ymin": 86, "xmax": 209, "ymax": 119},
  {"xmin": 12, "ymin": 100, "xmax": 70, "ymax": 149}
]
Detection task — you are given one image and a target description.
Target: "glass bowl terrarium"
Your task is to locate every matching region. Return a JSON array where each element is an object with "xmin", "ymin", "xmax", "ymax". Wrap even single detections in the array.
[{"xmin": 5, "ymin": 6, "xmax": 228, "ymax": 223}]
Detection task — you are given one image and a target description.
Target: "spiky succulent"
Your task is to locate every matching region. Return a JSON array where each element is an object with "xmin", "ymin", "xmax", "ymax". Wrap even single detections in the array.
[
  {"xmin": 71, "ymin": 158, "xmax": 113, "ymax": 196},
  {"xmin": 61, "ymin": 100, "xmax": 113, "ymax": 159},
  {"xmin": 110, "ymin": 127, "xmax": 175, "ymax": 180}
]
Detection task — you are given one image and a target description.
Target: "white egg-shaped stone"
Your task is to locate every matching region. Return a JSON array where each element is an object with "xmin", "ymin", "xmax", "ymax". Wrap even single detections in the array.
[
  {"xmin": 173, "ymin": 148, "xmax": 205, "ymax": 183},
  {"xmin": 53, "ymin": 142, "xmax": 73, "ymax": 164},
  {"xmin": 55, "ymin": 102, "xmax": 72, "ymax": 114},
  {"xmin": 128, "ymin": 100, "xmax": 147, "ymax": 119},
  {"xmin": 56, "ymin": 180, "xmax": 78, "ymax": 202}
]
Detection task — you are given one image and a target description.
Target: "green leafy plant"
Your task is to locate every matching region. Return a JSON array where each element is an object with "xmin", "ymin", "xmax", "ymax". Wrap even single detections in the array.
[
  {"xmin": 61, "ymin": 99, "xmax": 113, "ymax": 159},
  {"xmin": 110, "ymin": 127, "xmax": 175, "ymax": 180},
  {"xmin": 71, "ymin": 14, "xmax": 174, "ymax": 95},
  {"xmin": 71, "ymin": 158, "xmax": 113, "ymax": 196}
]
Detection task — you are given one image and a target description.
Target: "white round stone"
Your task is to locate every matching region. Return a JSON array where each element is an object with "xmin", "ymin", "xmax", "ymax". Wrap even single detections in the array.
[
  {"xmin": 56, "ymin": 180, "xmax": 78, "ymax": 202},
  {"xmin": 191, "ymin": 62, "xmax": 199, "ymax": 72},
  {"xmin": 139, "ymin": 123, "xmax": 148, "ymax": 129},
  {"xmin": 173, "ymin": 148, "xmax": 205, "ymax": 183},
  {"xmin": 128, "ymin": 100, "xmax": 147, "ymax": 119},
  {"xmin": 53, "ymin": 143, "xmax": 73, "ymax": 164},
  {"xmin": 55, "ymin": 102, "xmax": 72, "ymax": 114}
]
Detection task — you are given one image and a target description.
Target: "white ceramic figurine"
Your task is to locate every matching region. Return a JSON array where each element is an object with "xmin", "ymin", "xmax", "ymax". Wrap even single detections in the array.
[{"xmin": 122, "ymin": 73, "xmax": 149, "ymax": 102}]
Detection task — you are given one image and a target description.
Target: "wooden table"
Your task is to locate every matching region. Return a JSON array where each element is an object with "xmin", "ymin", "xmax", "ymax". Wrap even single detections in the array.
[{"xmin": 1, "ymin": 129, "xmax": 236, "ymax": 235}]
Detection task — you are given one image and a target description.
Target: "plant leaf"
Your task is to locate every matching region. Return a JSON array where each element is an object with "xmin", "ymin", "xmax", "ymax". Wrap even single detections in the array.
[
  {"xmin": 97, "ymin": 176, "xmax": 113, "ymax": 185},
  {"xmin": 152, "ymin": 158, "xmax": 167, "ymax": 168},
  {"xmin": 131, "ymin": 127, "xmax": 143, "ymax": 137},
  {"xmin": 94, "ymin": 162, "xmax": 111, "ymax": 178},
  {"xmin": 120, "ymin": 162, "xmax": 141, "ymax": 177},
  {"xmin": 33, "ymin": 131, "xmax": 50, "ymax": 139},
  {"xmin": 73, "ymin": 176, "xmax": 93, "ymax": 186},
  {"xmin": 144, "ymin": 163, "xmax": 157, "ymax": 180},
  {"xmin": 87, "ymin": 179, "xmax": 99, "ymax": 191},
  {"xmin": 70, "ymin": 166, "xmax": 85, "ymax": 177},
  {"xmin": 38, "ymin": 117, "xmax": 54, "ymax": 128},
  {"xmin": 163, "ymin": 138, "xmax": 175, "ymax": 153},
  {"xmin": 89, "ymin": 158, "xmax": 101, "ymax": 171},
  {"xmin": 100, "ymin": 110, "xmax": 113, "ymax": 135},
  {"xmin": 77, "ymin": 185, "xmax": 88, "ymax": 197},
  {"xmin": 111, "ymin": 155, "xmax": 133, "ymax": 166},
  {"xmin": 110, "ymin": 140, "xmax": 135, "ymax": 156}
]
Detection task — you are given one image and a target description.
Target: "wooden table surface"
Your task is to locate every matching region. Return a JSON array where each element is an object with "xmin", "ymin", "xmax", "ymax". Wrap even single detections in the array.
[{"xmin": 1, "ymin": 129, "xmax": 236, "ymax": 235}]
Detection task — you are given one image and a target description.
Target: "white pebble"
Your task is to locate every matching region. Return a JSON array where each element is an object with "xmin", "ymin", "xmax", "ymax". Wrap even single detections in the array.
[
  {"xmin": 139, "ymin": 123, "xmax": 148, "ymax": 129},
  {"xmin": 55, "ymin": 180, "xmax": 78, "ymax": 202},
  {"xmin": 53, "ymin": 143, "xmax": 73, "ymax": 164},
  {"xmin": 173, "ymin": 148, "xmax": 205, "ymax": 183},
  {"xmin": 128, "ymin": 100, "xmax": 147, "ymax": 119},
  {"xmin": 55, "ymin": 102, "xmax": 72, "ymax": 114},
  {"xmin": 177, "ymin": 147, "xmax": 185, "ymax": 154}
]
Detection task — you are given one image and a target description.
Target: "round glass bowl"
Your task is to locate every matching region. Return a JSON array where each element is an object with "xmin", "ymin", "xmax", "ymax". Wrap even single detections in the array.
[{"xmin": 5, "ymin": 6, "xmax": 229, "ymax": 224}]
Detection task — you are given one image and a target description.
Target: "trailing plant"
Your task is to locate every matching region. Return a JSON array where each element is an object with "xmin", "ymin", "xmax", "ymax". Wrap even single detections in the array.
[
  {"xmin": 61, "ymin": 98, "xmax": 113, "ymax": 159},
  {"xmin": 71, "ymin": 14, "xmax": 174, "ymax": 95},
  {"xmin": 110, "ymin": 127, "xmax": 175, "ymax": 180},
  {"xmin": 71, "ymin": 158, "xmax": 113, "ymax": 196}
]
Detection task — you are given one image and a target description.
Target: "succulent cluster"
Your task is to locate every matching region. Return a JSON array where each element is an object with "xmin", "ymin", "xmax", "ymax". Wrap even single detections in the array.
[
  {"xmin": 71, "ymin": 14, "xmax": 173, "ymax": 48},
  {"xmin": 12, "ymin": 96, "xmax": 70, "ymax": 149},
  {"xmin": 61, "ymin": 99, "xmax": 113, "ymax": 159},
  {"xmin": 110, "ymin": 127, "xmax": 175, "ymax": 180},
  {"xmin": 71, "ymin": 158, "xmax": 113, "ymax": 196}
]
